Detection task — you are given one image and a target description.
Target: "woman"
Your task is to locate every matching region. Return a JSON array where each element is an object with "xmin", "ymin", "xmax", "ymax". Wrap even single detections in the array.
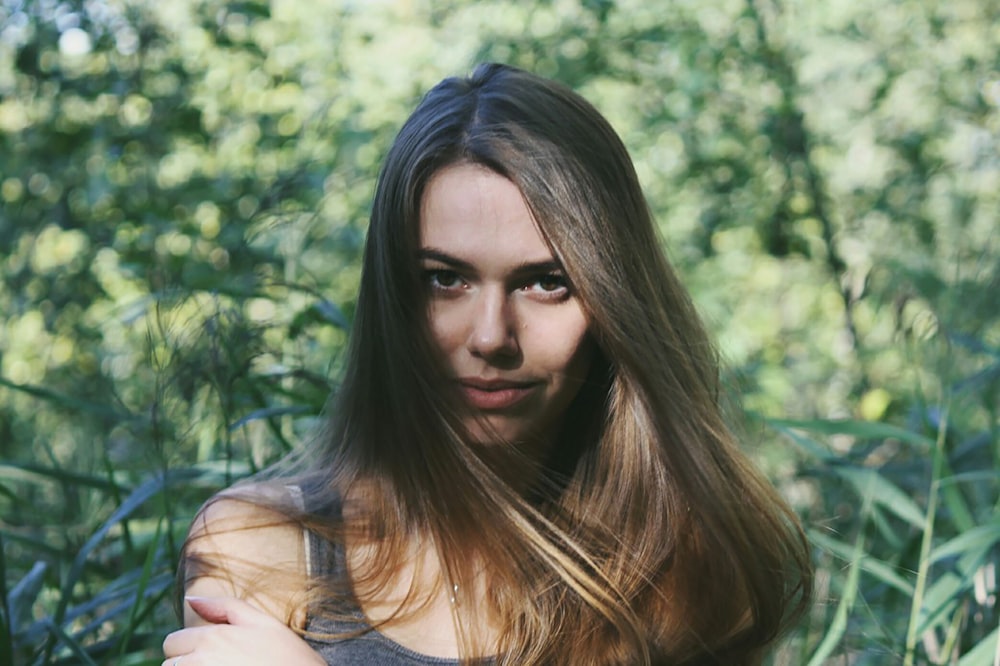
[{"xmin": 163, "ymin": 63, "xmax": 812, "ymax": 665}]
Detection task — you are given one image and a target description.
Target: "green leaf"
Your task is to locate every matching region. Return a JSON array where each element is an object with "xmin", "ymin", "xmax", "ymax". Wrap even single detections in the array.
[
  {"xmin": 917, "ymin": 571, "xmax": 965, "ymax": 636},
  {"xmin": 43, "ymin": 618, "xmax": 99, "ymax": 666},
  {"xmin": 809, "ymin": 529, "xmax": 914, "ymax": 595},
  {"xmin": 768, "ymin": 417, "xmax": 936, "ymax": 449},
  {"xmin": 47, "ymin": 470, "xmax": 200, "ymax": 645},
  {"xmin": 835, "ymin": 467, "xmax": 927, "ymax": 530},
  {"xmin": 115, "ymin": 518, "xmax": 165, "ymax": 661},
  {"xmin": 0, "ymin": 462, "xmax": 129, "ymax": 493},
  {"xmin": 0, "ymin": 535, "xmax": 13, "ymax": 666},
  {"xmin": 288, "ymin": 300, "xmax": 350, "ymax": 338},
  {"xmin": 958, "ymin": 623, "xmax": 998, "ymax": 666},
  {"xmin": 766, "ymin": 422, "xmax": 834, "ymax": 460},
  {"xmin": 929, "ymin": 521, "xmax": 1000, "ymax": 564},
  {"xmin": 0, "ymin": 376, "xmax": 127, "ymax": 419},
  {"xmin": 806, "ymin": 528, "xmax": 866, "ymax": 666},
  {"xmin": 228, "ymin": 404, "xmax": 313, "ymax": 431},
  {"xmin": 7, "ymin": 561, "xmax": 47, "ymax": 633}
]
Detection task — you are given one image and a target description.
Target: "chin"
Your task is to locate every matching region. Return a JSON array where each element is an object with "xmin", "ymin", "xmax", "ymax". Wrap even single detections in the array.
[
  {"xmin": 464, "ymin": 424, "xmax": 516, "ymax": 446},
  {"xmin": 463, "ymin": 418, "xmax": 550, "ymax": 451}
]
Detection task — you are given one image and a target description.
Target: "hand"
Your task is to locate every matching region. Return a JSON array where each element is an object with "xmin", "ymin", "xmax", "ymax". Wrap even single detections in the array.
[{"xmin": 162, "ymin": 596, "xmax": 325, "ymax": 666}]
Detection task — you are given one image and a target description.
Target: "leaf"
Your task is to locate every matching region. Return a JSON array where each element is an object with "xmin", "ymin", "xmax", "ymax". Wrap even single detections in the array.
[
  {"xmin": 0, "ymin": 535, "xmax": 13, "ymax": 666},
  {"xmin": 809, "ymin": 529, "xmax": 914, "ymax": 595},
  {"xmin": 288, "ymin": 300, "xmax": 349, "ymax": 338},
  {"xmin": 917, "ymin": 571, "xmax": 965, "ymax": 636},
  {"xmin": 18, "ymin": 571, "xmax": 174, "ymax": 646},
  {"xmin": 7, "ymin": 561, "xmax": 47, "ymax": 633},
  {"xmin": 916, "ymin": 545, "xmax": 992, "ymax": 636},
  {"xmin": 1, "ymin": 532, "xmax": 64, "ymax": 565},
  {"xmin": 49, "ymin": 470, "xmax": 200, "ymax": 638},
  {"xmin": 939, "ymin": 471, "xmax": 1000, "ymax": 486},
  {"xmin": 835, "ymin": 467, "xmax": 927, "ymax": 529},
  {"xmin": 957, "ymin": 623, "xmax": 998, "ymax": 666},
  {"xmin": 929, "ymin": 521, "xmax": 1000, "ymax": 564},
  {"xmin": 0, "ymin": 376, "xmax": 126, "ymax": 419},
  {"xmin": 43, "ymin": 618, "xmax": 98, "ymax": 666},
  {"xmin": 0, "ymin": 462, "xmax": 129, "ymax": 493},
  {"xmin": 115, "ymin": 518, "xmax": 164, "ymax": 661},
  {"xmin": 768, "ymin": 417, "xmax": 936, "ymax": 449},
  {"xmin": 766, "ymin": 422, "xmax": 835, "ymax": 461},
  {"xmin": 806, "ymin": 528, "xmax": 866, "ymax": 666},
  {"xmin": 312, "ymin": 299, "xmax": 349, "ymax": 329},
  {"xmin": 228, "ymin": 404, "xmax": 313, "ymax": 431}
]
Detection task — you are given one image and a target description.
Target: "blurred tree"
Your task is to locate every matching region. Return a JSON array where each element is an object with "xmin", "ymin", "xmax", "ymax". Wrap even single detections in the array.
[{"xmin": 0, "ymin": 0, "xmax": 997, "ymax": 663}]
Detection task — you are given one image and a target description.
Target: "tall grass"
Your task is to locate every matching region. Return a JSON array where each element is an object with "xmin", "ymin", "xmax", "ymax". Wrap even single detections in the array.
[
  {"xmin": 1, "ymin": 294, "xmax": 331, "ymax": 665},
  {"xmin": 0, "ymin": 330, "xmax": 1000, "ymax": 666},
  {"xmin": 766, "ymin": 333, "xmax": 1000, "ymax": 664},
  {"xmin": 3, "ymin": 305, "xmax": 997, "ymax": 665}
]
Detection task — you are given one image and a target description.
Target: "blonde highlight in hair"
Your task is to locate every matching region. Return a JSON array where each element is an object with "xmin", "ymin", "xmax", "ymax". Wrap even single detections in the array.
[{"xmin": 182, "ymin": 63, "xmax": 811, "ymax": 665}]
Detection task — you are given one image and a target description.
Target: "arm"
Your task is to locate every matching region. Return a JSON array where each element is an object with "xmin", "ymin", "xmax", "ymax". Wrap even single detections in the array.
[{"xmin": 161, "ymin": 487, "xmax": 325, "ymax": 666}]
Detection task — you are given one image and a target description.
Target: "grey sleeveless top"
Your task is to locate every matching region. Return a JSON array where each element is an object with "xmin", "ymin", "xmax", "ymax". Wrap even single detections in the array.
[{"xmin": 302, "ymin": 529, "xmax": 466, "ymax": 665}]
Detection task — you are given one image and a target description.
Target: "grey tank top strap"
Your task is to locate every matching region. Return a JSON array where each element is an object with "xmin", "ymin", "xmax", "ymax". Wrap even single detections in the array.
[{"xmin": 302, "ymin": 529, "xmax": 464, "ymax": 666}]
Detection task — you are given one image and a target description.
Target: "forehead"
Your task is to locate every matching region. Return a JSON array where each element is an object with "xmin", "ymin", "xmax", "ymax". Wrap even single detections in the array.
[{"xmin": 419, "ymin": 163, "xmax": 555, "ymax": 263}]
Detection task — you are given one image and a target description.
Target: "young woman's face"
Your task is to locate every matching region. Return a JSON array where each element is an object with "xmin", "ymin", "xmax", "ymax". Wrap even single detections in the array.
[{"xmin": 419, "ymin": 163, "xmax": 593, "ymax": 448}]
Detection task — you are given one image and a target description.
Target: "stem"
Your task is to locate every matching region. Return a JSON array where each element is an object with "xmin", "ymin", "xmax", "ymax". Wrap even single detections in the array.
[{"xmin": 903, "ymin": 402, "xmax": 950, "ymax": 665}]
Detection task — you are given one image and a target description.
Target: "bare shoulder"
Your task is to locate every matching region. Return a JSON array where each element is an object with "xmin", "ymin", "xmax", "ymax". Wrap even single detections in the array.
[{"xmin": 182, "ymin": 482, "xmax": 309, "ymax": 629}]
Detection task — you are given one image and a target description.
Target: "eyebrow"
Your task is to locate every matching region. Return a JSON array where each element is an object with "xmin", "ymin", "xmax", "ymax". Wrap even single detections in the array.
[{"xmin": 417, "ymin": 248, "xmax": 564, "ymax": 275}]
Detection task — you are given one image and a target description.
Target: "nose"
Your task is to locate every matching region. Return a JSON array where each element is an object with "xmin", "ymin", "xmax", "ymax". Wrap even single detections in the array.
[{"xmin": 467, "ymin": 288, "xmax": 519, "ymax": 359}]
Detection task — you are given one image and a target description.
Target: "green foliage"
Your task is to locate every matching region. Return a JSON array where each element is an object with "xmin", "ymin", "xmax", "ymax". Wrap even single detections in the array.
[{"xmin": 1, "ymin": 0, "xmax": 997, "ymax": 663}]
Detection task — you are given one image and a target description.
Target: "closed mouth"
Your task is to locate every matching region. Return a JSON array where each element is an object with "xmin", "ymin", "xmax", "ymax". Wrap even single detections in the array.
[
  {"xmin": 458, "ymin": 377, "xmax": 536, "ymax": 390},
  {"xmin": 458, "ymin": 378, "xmax": 537, "ymax": 410}
]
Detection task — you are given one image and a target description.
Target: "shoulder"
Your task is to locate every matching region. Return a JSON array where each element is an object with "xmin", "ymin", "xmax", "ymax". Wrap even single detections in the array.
[
  {"xmin": 182, "ymin": 482, "xmax": 310, "ymax": 629},
  {"xmin": 186, "ymin": 482, "xmax": 305, "ymax": 542}
]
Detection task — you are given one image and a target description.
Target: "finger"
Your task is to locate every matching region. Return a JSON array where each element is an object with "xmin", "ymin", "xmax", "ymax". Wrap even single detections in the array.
[
  {"xmin": 185, "ymin": 595, "xmax": 281, "ymax": 628},
  {"xmin": 163, "ymin": 624, "xmax": 242, "ymax": 660},
  {"xmin": 163, "ymin": 625, "xmax": 209, "ymax": 657},
  {"xmin": 161, "ymin": 657, "xmax": 195, "ymax": 666}
]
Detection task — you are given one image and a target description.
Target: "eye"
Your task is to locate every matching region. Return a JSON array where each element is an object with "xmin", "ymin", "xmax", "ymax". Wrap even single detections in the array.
[
  {"xmin": 425, "ymin": 269, "xmax": 465, "ymax": 291},
  {"xmin": 523, "ymin": 273, "xmax": 571, "ymax": 300},
  {"xmin": 536, "ymin": 274, "xmax": 568, "ymax": 292}
]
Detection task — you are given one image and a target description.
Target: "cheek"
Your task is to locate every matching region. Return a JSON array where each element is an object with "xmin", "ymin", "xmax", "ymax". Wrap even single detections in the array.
[
  {"xmin": 427, "ymin": 303, "xmax": 464, "ymax": 357},
  {"xmin": 563, "ymin": 333, "xmax": 594, "ymax": 382},
  {"xmin": 535, "ymin": 316, "xmax": 592, "ymax": 377}
]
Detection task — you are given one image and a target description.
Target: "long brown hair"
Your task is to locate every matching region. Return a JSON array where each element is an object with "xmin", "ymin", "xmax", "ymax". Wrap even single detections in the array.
[{"xmin": 188, "ymin": 63, "xmax": 812, "ymax": 665}]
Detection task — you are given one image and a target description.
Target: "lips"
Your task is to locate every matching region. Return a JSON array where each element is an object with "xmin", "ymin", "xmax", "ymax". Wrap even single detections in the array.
[{"xmin": 458, "ymin": 378, "xmax": 537, "ymax": 410}]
